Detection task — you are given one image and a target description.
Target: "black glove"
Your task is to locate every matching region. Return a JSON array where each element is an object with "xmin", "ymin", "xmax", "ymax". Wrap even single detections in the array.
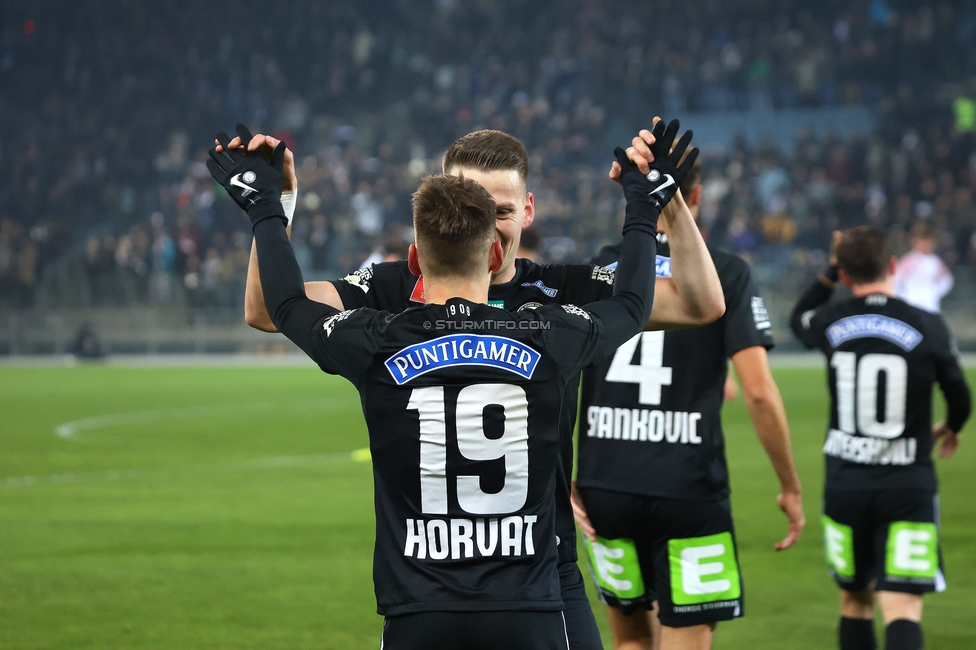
[
  {"xmin": 207, "ymin": 123, "xmax": 286, "ymax": 226},
  {"xmin": 615, "ymin": 118, "xmax": 699, "ymax": 235}
]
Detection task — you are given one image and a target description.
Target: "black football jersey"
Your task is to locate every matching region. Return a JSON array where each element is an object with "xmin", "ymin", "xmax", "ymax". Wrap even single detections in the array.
[
  {"xmin": 307, "ymin": 298, "xmax": 635, "ymax": 616},
  {"xmin": 576, "ymin": 242, "xmax": 775, "ymax": 500},
  {"xmin": 332, "ymin": 259, "xmax": 614, "ymax": 562},
  {"xmin": 793, "ymin": 293, "xmax": 966, "ymax": 491}
]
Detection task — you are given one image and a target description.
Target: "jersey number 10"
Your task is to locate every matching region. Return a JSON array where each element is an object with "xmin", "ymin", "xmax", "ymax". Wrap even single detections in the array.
[
  {"xmin": 407, "ymin": 384, "xmax": 529, "ymax": 516},
  {"xmin": 830, "ymin": 352, "xmax": 908, "ymax": 439}
]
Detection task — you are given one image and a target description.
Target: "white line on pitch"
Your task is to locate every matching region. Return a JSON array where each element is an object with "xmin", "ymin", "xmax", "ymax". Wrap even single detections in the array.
[
  {"xmin": 53, "ymin": 397, "xmax": 349, "ymax": 440},
  {"xmin": 1, "ymin": 451, "xmax": 360, "ymax": 489}
]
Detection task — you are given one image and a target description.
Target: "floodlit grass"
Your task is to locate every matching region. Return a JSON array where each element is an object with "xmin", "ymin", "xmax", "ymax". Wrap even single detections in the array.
[{"xmin": 1, "ymin": 365, "xmax": 973, "ymax": 649}]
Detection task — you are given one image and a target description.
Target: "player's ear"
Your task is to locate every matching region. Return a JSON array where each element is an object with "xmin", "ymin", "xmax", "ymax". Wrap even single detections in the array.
[
  {"xmin": 489, "ymin": 240, "xmax": 504, "ymax": 273},
  {"xmin": 838, "ymin": 268, "xmax": 855, "ymax": 288},
  {"xmin": 887, "ymin": 255, "xmax": 897, "ymax": 277},
  {"xmin": 408, "ymin": 244, "xmax": 422, "ymax": 276},
  {"xmin": 522, "ymin": 192, "xmax": 535, "ymax": 228},
  {"xmin": 686, "ymin": 185, "xmax": 703, "ymax": 208}
]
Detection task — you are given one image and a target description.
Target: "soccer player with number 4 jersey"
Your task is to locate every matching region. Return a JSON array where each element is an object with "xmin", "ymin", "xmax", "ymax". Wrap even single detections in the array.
[
  {"xmin": 790, "ymin": 226, "xmax": 971, "ymax": 650},
  {"xmin": 573, "ymin": 145, "xmax": 804, "ymax": 650}
]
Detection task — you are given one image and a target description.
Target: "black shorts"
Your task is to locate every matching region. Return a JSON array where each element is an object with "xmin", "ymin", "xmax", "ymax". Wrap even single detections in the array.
[
  {"xmin": 822, "ymin": 487, "xmax": 946, "ymax": 595},
  {"xmin": 558, "ymin": 558, "xmax": 604, "ymax": 650},
  {"xmin": 381, "ymin": 610, "xmax": 569, "ymax": 650},
  {"xmin": 577, "ymin": 487, "xmax": 743, "ymax": 628}
]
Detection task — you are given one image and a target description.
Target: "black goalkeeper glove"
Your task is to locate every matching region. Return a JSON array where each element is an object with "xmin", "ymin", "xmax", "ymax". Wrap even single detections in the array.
[
  {"xmin": 207, "ymin": 123, "xmax": 286, "ymax": 226},
  {"xmin": 614, "ymin": 118, "xmax": 699, "ymax": 235}
]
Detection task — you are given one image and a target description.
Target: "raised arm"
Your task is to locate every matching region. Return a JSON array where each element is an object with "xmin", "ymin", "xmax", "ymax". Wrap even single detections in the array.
[
  {"xmin": 646, "ymin": 189, "xmax": 725, "ymax": 330},
  {"xmin": 226, "ymin": 132, "xmax": 346, "ymax": 331},
  {"xmin": 579, "ymin": 121, "xmax": 700, "ymax": 362},
  {"xmin": 610, "ymin": 123, "xmax": 724, "ymax": 330},
  {"xmin": 208, "ymin": 125, "xmax": 339, "ymax": 358}
]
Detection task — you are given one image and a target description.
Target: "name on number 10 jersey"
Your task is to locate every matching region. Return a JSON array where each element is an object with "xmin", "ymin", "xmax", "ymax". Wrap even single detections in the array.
[
  {"xmin": 577, "ymin": 243, "xmax": 774, "ymax": 500},
  {"xmin": 795, "ymin": 294, "xmax": 966, "ymax": 491},
  {"xmin": 312, "ymin": 298, "xmax": 621, "ymax": 616}
]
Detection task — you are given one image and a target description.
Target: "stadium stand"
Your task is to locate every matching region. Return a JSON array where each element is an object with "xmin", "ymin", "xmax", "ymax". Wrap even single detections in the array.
[{"xmin": 1, "ymin": 0, "xmax": 975, "ymax": 348}]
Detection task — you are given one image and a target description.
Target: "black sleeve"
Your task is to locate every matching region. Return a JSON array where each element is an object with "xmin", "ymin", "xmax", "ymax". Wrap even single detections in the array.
[
  {"xmin": 253, "ymin": 216, "xmax": 381, "ymax": 380},
  {"xmin": 721, "ymin": 257, "xmax": 776, "ymax": 356},
  {"xmin": 928, "ymin": 315, "xmax": 972, "ymax": 433},
  {"xmin": 542, "ymin": 262, "xmax": 614, "ymax": 305},
  {"xmin": 329, "ymin": 261, "xmax": 417, "ymax": 312},
  {"xmin": 789, "ymin": 276, "xmax": 835, "ymax": 348},
  {"xmin": 539, "ymin": 227, "xmax": 656, "ymax": 371}
]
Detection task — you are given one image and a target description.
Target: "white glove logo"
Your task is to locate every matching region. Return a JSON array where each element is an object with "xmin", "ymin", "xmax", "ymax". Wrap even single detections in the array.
[{"xmin": 230, "ymin": 173, "xmax": 258, "ymax": 198}]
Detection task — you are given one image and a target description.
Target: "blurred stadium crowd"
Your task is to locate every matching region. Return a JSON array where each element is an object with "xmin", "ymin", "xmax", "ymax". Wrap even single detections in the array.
[{"xmin": 2, "ymin": 0, "xmax": 976, "ymax": 310}]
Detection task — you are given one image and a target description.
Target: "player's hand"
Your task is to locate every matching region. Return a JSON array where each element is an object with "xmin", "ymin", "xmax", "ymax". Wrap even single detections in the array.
[
  {"xmin": 609, "ymin": 117, "xmax": 662, "ymax": 181},
  {"xmin": 723, "ymin": 375, "xmax": 739, "ymax": 402},
  {"xmin": 829, "ymin": 230, "xmax": 842, "ymax": 268},
  {"xmin": 571, "ymin": 482, "xmax": 597, "ymax": 542},
  {"xmin": 774, "ymin": 491, "xmax": 805, "ymax": 551},
  {"xmin": 932, "ymin": 420, "xmax": 960, "ymax": 458},
  {"xmin": 208, "ymin": 123, "xmax": 286, "ymax": 225},
  {"xmin": 613, "ymin": 118, "xmax": 698, "ymax": 216},
  {"xmin": 215, "ymin": 130, "xmax": 298, "ymax": 194}
]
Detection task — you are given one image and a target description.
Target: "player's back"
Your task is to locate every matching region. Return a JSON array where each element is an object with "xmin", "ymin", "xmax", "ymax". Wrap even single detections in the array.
[
  {"xmin": 798, "ymin": 293, "xmax": 958, "ymax": 490},
  {"xmin": 577, "ymin": 243, "xmax": 773, "ymax": 500},
  {"xmin": 325, "ymin": 297, "xmax": 608, "ymax": 616}
]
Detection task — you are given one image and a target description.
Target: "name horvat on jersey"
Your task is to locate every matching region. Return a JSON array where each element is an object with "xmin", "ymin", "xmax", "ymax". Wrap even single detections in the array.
[
  {"xmin": 586, "ymin": 406, "xmax": 704, "ymax": 444},
  {"xmin": 385, "ymin": 334, "xmax": 541, "ymax": 385},
  {"xmin": 404, "ymin": 515, "xmax": 539, "ymax": 560}
]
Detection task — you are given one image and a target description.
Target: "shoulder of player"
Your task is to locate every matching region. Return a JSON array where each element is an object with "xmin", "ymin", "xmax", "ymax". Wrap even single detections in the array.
[
  {"xmin": 526, "ymin": 302, "xmax": 594, "ymax": 327},
  {"xmin": 898, "ymin": 300, "xmax": 952, "ymax": 337},
  {"xmin": 320, "ymin": 306, "xmax": 391, "ymax": 338},
  {"xmin": 520, "ymin": 260, "xmax": 614, "ymax": 297}
]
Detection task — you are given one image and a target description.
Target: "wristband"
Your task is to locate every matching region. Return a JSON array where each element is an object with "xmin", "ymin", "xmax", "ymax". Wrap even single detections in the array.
[{"xmin": 281, "ymin": 190, "xmax": 297, "ymax": 226}]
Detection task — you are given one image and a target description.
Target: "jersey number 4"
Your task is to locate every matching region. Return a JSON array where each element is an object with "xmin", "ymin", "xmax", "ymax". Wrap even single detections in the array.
[
  {"xmin": 830, "ymin": 352, "xmax": 908, "ymax": 439},
  {"xmin": 407, "ymin": 384, "xmax": 528, "ymax": 516},
  {"xmin": 605, "ymin": 331, "xmax": 673, "ymax": 405}
]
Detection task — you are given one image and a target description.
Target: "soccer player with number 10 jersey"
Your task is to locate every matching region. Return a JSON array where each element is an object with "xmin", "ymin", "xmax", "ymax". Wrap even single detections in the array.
[{"xmin": 791, "ymin": 226, "xmax": 971, "ymax": 650}]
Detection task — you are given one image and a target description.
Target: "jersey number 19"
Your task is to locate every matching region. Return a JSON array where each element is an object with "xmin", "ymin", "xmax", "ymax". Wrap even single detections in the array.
[{"xmin": 408, "ymin": 384, "xmax": 529, "ymax": 515}]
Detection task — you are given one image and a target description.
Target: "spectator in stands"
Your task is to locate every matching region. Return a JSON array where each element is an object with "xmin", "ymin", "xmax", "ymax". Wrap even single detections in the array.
[{"xmin": 894, "ymin": 220, "xmax": 955, "ymax": 313}]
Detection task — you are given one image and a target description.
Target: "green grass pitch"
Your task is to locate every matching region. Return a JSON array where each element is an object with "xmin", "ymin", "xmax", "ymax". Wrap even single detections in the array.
[{"xmin": 1, "ymin": 364, "xmax": 974, "ymax": 649}]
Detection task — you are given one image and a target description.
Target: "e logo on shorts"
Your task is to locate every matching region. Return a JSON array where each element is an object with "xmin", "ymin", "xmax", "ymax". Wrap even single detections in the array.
[
  {"xmin": 886, "ymin": 522, "xmax": 938, "ymax": 579},
  {"xmin": 584, "ymin": 537, "xmax": 645, "ymax": 600},
  {"xmin": 668, "ymin": 533, "xmax": 741, "ymax": 605},
  {"xmin": 822, "ymin": 515, "xmax": 855, "ymax": 579}
]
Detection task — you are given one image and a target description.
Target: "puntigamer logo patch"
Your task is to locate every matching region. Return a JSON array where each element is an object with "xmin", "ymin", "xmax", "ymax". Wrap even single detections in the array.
[
  {"xmin": 826, "ymin": 315, "xmax": 922, "ymax": 351},
  {"xmin": 385, "ymin": 334, "xmax": 541, "ymax": 385}
]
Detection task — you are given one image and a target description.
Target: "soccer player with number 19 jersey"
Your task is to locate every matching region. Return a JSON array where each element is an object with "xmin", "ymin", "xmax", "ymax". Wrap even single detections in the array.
[
  {"xmin": 790, "ymin": 226, "xmax": 971, "ymax": 650},
  {"xmin": 209, "ymin": 116, "xmax": 699, "ymax": 647},
  {"xmin": 236, "ymin": 124, "xmax": 724, "ymax": 649}
]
